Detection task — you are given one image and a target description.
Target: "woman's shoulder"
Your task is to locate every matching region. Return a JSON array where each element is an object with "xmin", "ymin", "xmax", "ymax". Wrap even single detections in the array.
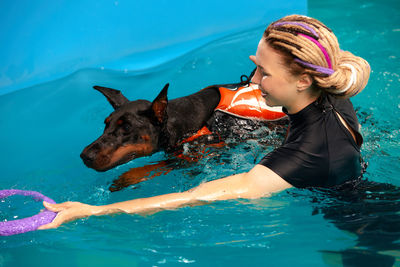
[
  {"xmin": 326, "ymin": 94, "xmax": 363, "ymax": 146},
  {"xmin": 326, "ymin": 95, "xmax": 357, "ymax": 118}
]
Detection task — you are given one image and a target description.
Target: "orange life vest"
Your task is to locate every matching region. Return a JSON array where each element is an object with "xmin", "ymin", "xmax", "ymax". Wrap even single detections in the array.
[
  {"xmin": 180, "ymin": 83, "xmax": 287, "ymax": 145},
  {"xmin": 215, "ymin": 83, "xmax": 286, "ymax": 121}
]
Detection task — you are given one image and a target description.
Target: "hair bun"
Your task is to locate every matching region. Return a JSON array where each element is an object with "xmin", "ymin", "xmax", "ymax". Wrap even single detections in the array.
[{"xmin": 314, "ymin": 51, "xmax": 370, "ymax": 97}]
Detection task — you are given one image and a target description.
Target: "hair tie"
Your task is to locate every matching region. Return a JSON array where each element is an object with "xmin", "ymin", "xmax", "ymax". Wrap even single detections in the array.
[{"xmin": 337, "ymin": 63, "xmax": 357, "ymax": 94}]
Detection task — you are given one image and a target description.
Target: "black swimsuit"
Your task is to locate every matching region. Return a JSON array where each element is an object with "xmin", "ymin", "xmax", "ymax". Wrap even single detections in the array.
[{"xmin": 259, "ymin": 94, "xmax": 364, "ymax": 188}]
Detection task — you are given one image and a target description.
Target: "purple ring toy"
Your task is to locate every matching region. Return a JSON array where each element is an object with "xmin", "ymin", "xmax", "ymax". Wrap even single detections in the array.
[{"xmin": 0, "ymin": 189, "xmax": 57, "ymax": 236}]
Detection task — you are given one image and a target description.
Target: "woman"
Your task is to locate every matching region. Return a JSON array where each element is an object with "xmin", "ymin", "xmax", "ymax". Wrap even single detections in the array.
[{"xmin": 39, "ymin": 15, "xmax": 370, "ymax": 229}]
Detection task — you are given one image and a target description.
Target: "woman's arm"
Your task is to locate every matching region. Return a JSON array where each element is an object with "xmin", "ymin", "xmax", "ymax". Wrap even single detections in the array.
[{"xmin": 38, "ymin": 165, "xmax": 292, "ymax": 229}]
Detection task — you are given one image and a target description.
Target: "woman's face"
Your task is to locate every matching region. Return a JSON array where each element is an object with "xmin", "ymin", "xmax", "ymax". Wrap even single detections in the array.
[{"xmin": 250, "ymin": 40, "xmax": 300, "ymax": 110}]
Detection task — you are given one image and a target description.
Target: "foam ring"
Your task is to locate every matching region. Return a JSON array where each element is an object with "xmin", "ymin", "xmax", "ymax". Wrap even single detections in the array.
[{"xmin": 0, "ymin": 189, "xmax": 57, "ymax": 236}]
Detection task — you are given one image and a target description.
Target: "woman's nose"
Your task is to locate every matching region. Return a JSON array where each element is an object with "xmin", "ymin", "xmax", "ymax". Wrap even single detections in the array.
[{"xmin": 248, "ymin": 55, "xmax": 260, "ymax": 84}]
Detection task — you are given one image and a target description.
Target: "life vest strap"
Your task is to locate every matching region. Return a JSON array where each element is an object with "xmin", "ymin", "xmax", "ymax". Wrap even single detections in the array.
[{"xmin": 179, "ymin": 126, "xmax": 213, "ymax": 144}]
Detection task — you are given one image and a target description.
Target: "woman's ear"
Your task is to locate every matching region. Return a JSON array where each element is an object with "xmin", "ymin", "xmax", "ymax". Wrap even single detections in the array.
[{"xmin": 296, "ymin": 73, "xmax": 313, "ymax": 92}]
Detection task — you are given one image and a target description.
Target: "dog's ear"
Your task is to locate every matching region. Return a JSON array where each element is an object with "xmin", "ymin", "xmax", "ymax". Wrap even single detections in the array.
[
  {"xmin": 93, "ymin": 86, "xmax": 129, "ymax": 110},
  {"xmin": 150, "ymin": 83, "xmax": 169, "ymax": 124}
]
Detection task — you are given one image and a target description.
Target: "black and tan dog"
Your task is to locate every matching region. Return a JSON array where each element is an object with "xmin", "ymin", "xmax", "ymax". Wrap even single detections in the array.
[
  {"xmin": 81, "ymin": 77, "xmax": 287, "ymax": 190},
  {"xmin": 81, "ymin": 83, "xmax": 219, "ymax": 172}
]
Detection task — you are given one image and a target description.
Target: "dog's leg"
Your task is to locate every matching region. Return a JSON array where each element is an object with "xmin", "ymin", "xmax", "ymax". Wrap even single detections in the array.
[
  {"xmin": 109, "ymin": 161, "xmax": 172, "ymax": 192},
  {"xmin": 109, "ymin": 139, "xmax": 227, "ymax": 192}
]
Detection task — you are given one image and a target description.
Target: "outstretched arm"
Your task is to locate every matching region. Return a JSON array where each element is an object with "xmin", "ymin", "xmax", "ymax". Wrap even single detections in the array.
[{"xmin": 39, "ymin": 165, "xmax": 292, "ymax": 229}]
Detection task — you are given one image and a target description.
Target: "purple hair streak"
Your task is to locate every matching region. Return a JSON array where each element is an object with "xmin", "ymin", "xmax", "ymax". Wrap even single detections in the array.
[
  {"xmin": 274, "ymin": 21, "xmax": 319, "ymax": 38},
  {"xmin": 298, "ymin": 33, "xmax": 333, "ymax": 69},
  {"xmin": 272, "ymin": 21, "xmax": 334, "ymax": 75},
  {"xmin": 294, "ymin": 58, "xmax": 335, "ymax": 75}
]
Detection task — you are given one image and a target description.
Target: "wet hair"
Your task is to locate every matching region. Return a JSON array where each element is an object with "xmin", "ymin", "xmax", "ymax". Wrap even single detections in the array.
[{"xmin": 263, "ymin": 15, "xmax": 370, "ymax": 98}]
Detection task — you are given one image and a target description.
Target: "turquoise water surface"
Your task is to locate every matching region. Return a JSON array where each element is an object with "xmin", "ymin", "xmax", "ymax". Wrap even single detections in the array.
[{"xmin": 1, "ymin": 0, "xmax": 400, "ymax": 266}]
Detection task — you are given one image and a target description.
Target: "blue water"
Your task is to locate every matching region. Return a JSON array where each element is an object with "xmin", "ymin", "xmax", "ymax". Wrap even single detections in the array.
[{"xmin": 1, "ymin": 0, "xmax": 400, "ymax": 266}]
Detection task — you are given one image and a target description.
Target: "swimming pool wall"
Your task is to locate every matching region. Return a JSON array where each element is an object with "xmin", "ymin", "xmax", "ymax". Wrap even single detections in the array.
[{"xmin": 0, "ymin": 0, "xmax": 307, "ymax": 96}]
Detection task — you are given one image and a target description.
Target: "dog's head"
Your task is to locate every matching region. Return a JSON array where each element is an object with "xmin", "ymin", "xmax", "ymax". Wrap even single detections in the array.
[{"xmin": 81, "ymin": 84, "xmax": 169, "ymax": 171}]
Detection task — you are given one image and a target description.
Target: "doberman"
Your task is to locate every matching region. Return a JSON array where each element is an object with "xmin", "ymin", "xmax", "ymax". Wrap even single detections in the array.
[{"xmin": 80, "ymin": 76, "xmax": 287, "ymax": 191}]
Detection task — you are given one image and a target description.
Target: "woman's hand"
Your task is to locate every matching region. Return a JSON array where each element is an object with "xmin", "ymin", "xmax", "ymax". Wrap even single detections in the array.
[{"xmin": 38, "ymin": 201, "xmax": 100, "ymax": 230}]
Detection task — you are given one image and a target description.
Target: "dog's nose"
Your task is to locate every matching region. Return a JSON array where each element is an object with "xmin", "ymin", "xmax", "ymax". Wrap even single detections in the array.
[
  {"xmin": 80, "ymin": 151, "xmax": 90, "ymax": 161},
  {"xmin": 80, "ymin": 151, "xmax": 94, "ymax": 165},
  {"xmin": 80, "ymin": 143, "xmax": 101, "ymax": 165},
  {"xmin": 80, "ymin": 143, "xmax": 113, "ymax": 171}
]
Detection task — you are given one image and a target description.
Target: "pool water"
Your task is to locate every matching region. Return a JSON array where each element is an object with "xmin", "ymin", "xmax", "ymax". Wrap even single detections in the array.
[{"xmin": 1, "ymin": 0, "xmax": 400, "ymax": 266}]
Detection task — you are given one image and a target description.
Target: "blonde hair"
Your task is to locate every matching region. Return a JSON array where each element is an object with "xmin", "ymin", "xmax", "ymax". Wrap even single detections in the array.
[{"xmin": 264, "ymin": 15, "xmax": 370, "ymax": 98}]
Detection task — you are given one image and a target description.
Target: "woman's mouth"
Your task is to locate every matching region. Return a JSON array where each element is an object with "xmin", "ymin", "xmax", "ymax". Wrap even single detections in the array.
[
  {"xmin": 260, "ymin": 89, "xmax": 268, "ymax": 98},
  {"xmin": 253, "ymin": 84, "xmax": 268, "ymax": 97}
]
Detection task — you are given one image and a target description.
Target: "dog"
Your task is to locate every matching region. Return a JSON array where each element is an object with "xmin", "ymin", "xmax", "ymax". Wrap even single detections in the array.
[{"xmin": 80, "ymin": 76, "xmax": 288, "ymax": 191}]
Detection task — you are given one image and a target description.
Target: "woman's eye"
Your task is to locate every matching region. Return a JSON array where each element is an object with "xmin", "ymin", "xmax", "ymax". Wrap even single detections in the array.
[
  {"xmin": 262, "ymin": 71, "xmax": 269, "ymax": 77},
  {"xmin": 256, "ymin": 67, "xmax": 269, "ymax": 77}
]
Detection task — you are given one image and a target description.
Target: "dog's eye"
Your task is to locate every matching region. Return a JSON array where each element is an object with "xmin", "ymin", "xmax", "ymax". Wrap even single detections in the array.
[{"xmin": 122, "ymin": 123, "xmax": 131, "ymax": 132}]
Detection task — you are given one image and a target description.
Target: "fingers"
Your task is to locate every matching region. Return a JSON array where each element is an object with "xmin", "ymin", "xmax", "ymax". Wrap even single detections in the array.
[
  {"xmin": 38, "ymin": 201, "xmax": 94, "ymax": 230},
  {"xmin": 43, "ymin": 201, "xmax": 72, "ymax": 212},
  {"xmin": 37, "ymin": 213, "xmax": 63, "ymax": 230},
  {"xmin": 38, "ymin": 205, "xmax": 76, "ymax": 230},
  {"xmin": 38, "ymin": 201, "xmax": 75, "ymax": 230}
]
